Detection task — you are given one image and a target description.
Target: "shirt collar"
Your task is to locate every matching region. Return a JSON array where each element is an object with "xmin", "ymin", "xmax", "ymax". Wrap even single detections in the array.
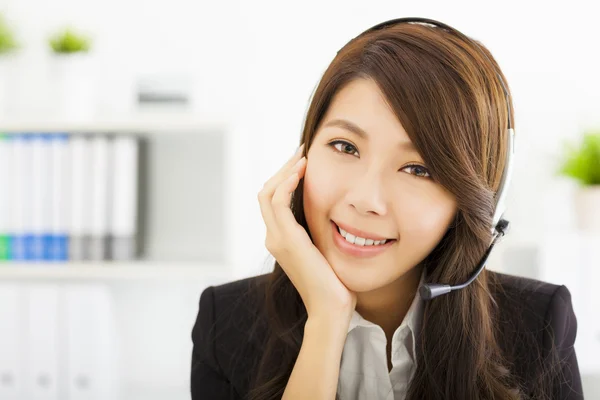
[{"xmin": 347, "ymin": 268, "xmax": 425, "ymax": 348}]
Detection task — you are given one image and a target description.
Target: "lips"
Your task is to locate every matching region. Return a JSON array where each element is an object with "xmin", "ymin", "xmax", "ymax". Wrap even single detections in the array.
[
  {"xmin": 332, "ymin": 220, "xmax": 396, "ymax": 242},
  {"xmin": 331, "ymin": 220, "xmax": 396, "ymax": 258}
]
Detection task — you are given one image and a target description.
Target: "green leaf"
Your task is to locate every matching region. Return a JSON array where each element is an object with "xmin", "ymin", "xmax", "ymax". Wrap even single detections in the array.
[
  {"xmin": 0, "ymin": 13, "xmax": 19, "ymax": 55},
  {"xmin": 48, "ymin": 28, "xmax": 91, "ymax": 54},
  {"xmin": 556, "ymin": 130, "xmax": 600, "ymax": 186}
]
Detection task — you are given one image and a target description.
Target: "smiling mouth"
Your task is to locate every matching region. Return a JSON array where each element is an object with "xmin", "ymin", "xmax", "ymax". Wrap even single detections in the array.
[{"xmin": 332, "ymin": 221, "xmax": 397, "ymax": 246}]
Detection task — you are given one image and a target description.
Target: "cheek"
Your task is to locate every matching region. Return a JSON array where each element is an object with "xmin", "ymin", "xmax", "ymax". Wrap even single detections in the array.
[
  {"xmin": 303, "ymin": 158, "xmax": 330, "ymax": 218},
  {"xmin": 397, "ymin": 191, "xmax": 456, "ymax": 240},
  {"xmin": 302, "ymin": 156, "xmax": 341, "ymax": 231}
]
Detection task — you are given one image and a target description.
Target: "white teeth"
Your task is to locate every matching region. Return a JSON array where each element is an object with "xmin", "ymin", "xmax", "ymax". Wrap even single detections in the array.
[
  {"xmin": 346, "ymin": 233, "xmax": 356, "ymax": 244},
  {"xmin": 337, "ymin": 225, "xmax": 388, "ymax": 246}
]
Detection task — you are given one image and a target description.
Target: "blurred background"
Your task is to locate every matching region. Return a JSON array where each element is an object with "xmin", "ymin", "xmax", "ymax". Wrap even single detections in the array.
[{"xmin": 0, "ymin": 0, "xmax": 599, "ymax": 398}]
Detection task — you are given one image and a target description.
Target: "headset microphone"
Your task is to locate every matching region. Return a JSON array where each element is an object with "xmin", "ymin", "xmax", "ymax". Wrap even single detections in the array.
[
  {"xmin": 419, "ymin": 218, "xmax": 511, "ymax": 300},
  {"xmin": 349, "ymin": 17, "xmax": 516, "ymax": 300}
]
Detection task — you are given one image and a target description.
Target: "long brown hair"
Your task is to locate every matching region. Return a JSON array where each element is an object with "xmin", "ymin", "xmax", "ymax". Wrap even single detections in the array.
[{"xmin": 245, "ymin": 21, "xmax": 555, "ymax": 400}]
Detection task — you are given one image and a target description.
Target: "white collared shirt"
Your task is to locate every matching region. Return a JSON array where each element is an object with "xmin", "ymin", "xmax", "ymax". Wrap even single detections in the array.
[{"xmin": 337, "ymin": 273, "xmax": 425, "ymax": 400}]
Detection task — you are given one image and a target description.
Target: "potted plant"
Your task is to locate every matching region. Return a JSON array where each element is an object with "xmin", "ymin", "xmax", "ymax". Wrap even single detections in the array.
[
  {"xmin": 47, "ymin": 27, "xmax": 95, "ymax": 120},
  {"xmin": 0, "ymin": 13, "xmax": 19, "ymax": 115},
  {"xmin": 556, "ymin": 131, "xmax": 600, "ymax": 232},
  {"xmin": 49, "ymin": 28, "xmax": 91, "ymax": 54}
]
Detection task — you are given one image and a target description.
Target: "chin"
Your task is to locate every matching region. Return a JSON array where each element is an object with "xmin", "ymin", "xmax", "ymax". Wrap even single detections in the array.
[
  {"xmin": 331, "ymin": 263, "xmax": 389, "ymax": 293},
  {"xmin": 342, "ymin": 281, "xmax": 382, "ymax": 294}
]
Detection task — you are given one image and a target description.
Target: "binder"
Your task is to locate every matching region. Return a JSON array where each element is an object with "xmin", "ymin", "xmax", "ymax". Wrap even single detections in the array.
[
  {"xmin": 0, "ymin": 283, "xmax": 26, "ymax": 399},
  {"xmin": 50, "ymin": 134, "xmax": 70, "ymax": 261},
  {"xmin": 31, "ymin": 134, "xmax": 53, "ymax": 261},
  {"xmin": 69, "ymin": 136, "xmax": 92, "ymax": 261},
  {"xmin": 89, "ymin": 135, "xmax": 111, "ymax": 260},
  {"xmin": 110, "ymin": 135, "xmax": 139, "ymax": 260},
  {"xmin": 0, "ymin": 133, "xmax": 9, "ymax": 260},
  {"xmin": 24, "ymin": 283, "xmax": 60, "ymax": 400},
  {"xmin": 10, "ymin": 133, "xmax": 33, "ymax": 261},
  {"xmin": 63, "ymin": 284, "xmax": 118, "ymax": 400}
]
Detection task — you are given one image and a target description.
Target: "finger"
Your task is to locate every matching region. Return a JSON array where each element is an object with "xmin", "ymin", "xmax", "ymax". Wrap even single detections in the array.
[
  {"xmin": 271, "ymin": 166, "xmax": 306, "ymax": 239},
  {"xmin": 295, "ymin": 154, "xmax": 308, "ymax": 180},
  {"xmin": 258, "ymin": 184, "xmax": 280, "ymax": 236},
  {"xmin": 266, "ymin": 156, "xmax": 305, "ymax": 212},
  {"xmin": 262, "ymin": 144, "xmax": 305, "ymax": 194},
  {"xmin": 261, "ymin": 143, "xmax": 305, "ymax": 196},
  {"xmin": 258, "ymin": 152, "xmax": 305, "ymax": 237}
]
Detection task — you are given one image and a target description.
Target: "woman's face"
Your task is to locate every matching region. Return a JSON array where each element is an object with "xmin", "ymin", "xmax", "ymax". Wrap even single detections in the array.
[{"xmin": 303, "ymin": 78, "xmax": 458, "ymax": 294}]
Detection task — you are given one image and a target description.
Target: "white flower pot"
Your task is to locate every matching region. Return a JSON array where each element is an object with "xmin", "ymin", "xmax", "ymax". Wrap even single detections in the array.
[
  {"xmin": 47, "ymin": 53, "xmax": 96, "ymax": 121},
  {"xmin": 574, "ymin": 185, "xmax": 600, "ymax": 233},
  {"xmin": 0, "ymin": 55, "xmax": 18, "ymax": 116},
  {"xmin": 0, "ymin": 61, "xmax": 6, "ymax": 116}
]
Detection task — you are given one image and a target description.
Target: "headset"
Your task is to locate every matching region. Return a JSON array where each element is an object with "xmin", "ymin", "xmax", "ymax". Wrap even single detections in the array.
[{"xmin": 340, "ymin": 17, "xmax": 515, "ymax": 300}]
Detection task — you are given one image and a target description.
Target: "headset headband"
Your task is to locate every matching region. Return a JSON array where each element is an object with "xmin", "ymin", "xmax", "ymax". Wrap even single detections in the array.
[{"xmin": 339, "ymin": 17, "xmax": 515, "ymax": 236}]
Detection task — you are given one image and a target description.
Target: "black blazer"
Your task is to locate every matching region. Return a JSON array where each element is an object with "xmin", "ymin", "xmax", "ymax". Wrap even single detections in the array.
[{"xmin": 190, "ymin": 271, "xmax": 584, "ymax": 399}]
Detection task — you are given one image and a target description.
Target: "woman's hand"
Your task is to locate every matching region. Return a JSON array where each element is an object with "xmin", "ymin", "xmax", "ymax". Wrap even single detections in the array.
[{"xmin": 258, "ymin": 144, "xmax": 357, "ymax": 323}]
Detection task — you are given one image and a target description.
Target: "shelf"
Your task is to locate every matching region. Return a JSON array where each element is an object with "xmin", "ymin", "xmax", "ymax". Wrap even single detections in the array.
[
  {"xmin": 119, "ymin": 384, "xmax": 189, "ymax": 400},
  {"xmin": 0, "ymin": 261, "xmax": 233, "ymax": 282},
  {"xmin": 0, "ymin": 110, "xmax": 229, "ymax": 133}
]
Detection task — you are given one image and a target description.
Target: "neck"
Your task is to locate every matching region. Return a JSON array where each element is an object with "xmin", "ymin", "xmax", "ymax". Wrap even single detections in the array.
[{"xmin": 355, "ymin": 266, "xmax": 422, "ymax": 339}]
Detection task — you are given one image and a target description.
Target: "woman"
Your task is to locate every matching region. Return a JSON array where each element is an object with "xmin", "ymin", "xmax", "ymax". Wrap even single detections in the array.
[{"xmin": 191, "ymin": 17, "xmax": 583, "ymax": 400}]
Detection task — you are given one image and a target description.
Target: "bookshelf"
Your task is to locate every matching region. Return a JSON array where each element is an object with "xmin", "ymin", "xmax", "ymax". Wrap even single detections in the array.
[
  {"xmin": 0, "ymin": 261, "xmax": 232, "ymax": 282},
  {"xmin": 0, "ymin": 111, "xmax": 241, "ymax": 399},
  {"xmin": 0, "ymin": 110, "xmax": 229, "ymax": 133},
  {"xmin": 0, "ymin": 110, "xmax": 236, "ymax": 275}
]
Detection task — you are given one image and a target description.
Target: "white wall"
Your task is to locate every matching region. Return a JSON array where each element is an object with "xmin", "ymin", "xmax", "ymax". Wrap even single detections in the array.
[
  {"xmin": 1, "ymin": 0, "xmax": 599, "ymax": 397},
  {"xmin": 2, "ymin": 0, "xmax": 599, "ymax": 272}
]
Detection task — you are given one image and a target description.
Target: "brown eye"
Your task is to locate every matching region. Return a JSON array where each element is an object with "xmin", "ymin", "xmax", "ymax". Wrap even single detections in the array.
[
  {"xmin": 330, "ymin": 140, "xmax": 359, "ymax": 157},
  {"xmin": 402, "ymin": 164, "xmax": 431, "ymax": 179}
]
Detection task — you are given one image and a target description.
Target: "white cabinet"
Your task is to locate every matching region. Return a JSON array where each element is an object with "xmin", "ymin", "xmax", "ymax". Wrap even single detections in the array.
[{"xmin": 0, "ymin": 112, "xmax": 240, "ymax": 398}]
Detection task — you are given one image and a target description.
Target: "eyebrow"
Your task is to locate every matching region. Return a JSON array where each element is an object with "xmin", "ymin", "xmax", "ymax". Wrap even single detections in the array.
[{"xmin": 323, "ymin": 118, "xmax": 417, "ymax": 152}]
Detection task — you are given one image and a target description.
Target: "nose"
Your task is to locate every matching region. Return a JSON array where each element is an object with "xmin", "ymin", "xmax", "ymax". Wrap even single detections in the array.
[{"xmin": 344, "ymin": 171, "xmax": 388, "ymax": 216}]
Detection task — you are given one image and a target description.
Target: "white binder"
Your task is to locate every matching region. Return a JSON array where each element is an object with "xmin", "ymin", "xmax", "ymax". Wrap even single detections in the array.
[
  {"xmin": 89, "ymin": 135, "xmax": 111, "ymax": 260},
  {"xmin": 110, "ymin": 135, "xmax": 139, "ymax": 260},
  {"xmin": 31, "ymin": 134, "xmax": 53, "ymax": 261},
  {"xmin": 0, "ymin": 134, "xmax": 9, "ymax": 259},
  {"xmin": 10, "ymin": 134, "xmax": 33, "ymax": 260},
  {"xmin": 50, "ymin": 134, "xmax": 70, "ymax": 261},
  {"xmin": 69, "ymin": 136, "xmax": 92, "ymax": 260},
  {"xmin": 24, "ymin": 283, "xmax": 60, "ymax": 400},
  {"xmin": 0, "ymin": 283, "xmax": 26, "ymax": 399},
  {"xmin": 63, "ymin": 283, "xmax": 118, "ymax": 400}
]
